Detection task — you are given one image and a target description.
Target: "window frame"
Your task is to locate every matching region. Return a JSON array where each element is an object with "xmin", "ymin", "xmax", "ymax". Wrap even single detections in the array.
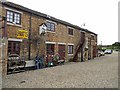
[
  {"xmin": 6, "ymin": 10, "xmax": 13, "ymax": 23},
  {"xmin": 6, "ymin": 10, "xmax": 21, "ymax": 25},
  {"xmin": 68, "ymin": 45, "xmax": 73, "ymax": 54},
  {"xmin": 91, "ymin": 35, "xmax": 94, "ymax": 40},
  {"xmin": 8, "ymin": 41, "xmax": 20, "ymax": 55},
  {"xmin": 68, "ymin": 28, "xmax": 74, "ymax": 35},
  {"xmin": 46, "ymin": 44, "xmax": 55, "ymax": 55},
  {"xmin": 46, "ymin": 21, "xmax": 55, "ymax": 32}
]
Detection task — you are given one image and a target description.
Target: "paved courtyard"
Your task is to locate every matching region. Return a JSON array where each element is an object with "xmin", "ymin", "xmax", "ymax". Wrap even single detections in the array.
[
  {"xmin": 2, "ymin": 52, "xmax": 118, "ymax": 88},
  {"xmin": 0, "ymin": 62, "xmax": 2, "ymax": 90}
]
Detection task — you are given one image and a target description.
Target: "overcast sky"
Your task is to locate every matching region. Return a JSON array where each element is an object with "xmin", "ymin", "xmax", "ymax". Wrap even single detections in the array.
[{"xmin": 7, "ymin": 0, "xmax": 119, "ymax": 45}]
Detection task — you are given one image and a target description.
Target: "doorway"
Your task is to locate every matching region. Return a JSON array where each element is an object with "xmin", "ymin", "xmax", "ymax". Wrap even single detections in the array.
[
  {"xmin": 58, "ymin": 44, "xmax": 65, "ymax": 60},
  {"xmin": 46, "ymin": 44, "xmax": 55, "ymax": 65}
]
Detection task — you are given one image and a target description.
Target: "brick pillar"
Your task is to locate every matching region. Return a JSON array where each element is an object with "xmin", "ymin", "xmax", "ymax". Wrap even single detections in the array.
[
  {"xmin": 0, "ymin": 38, "xmax": 8, "ymax": 89},
  {"xmin": 54, "ymin": 44, "xmax": 58, "ymax": 55},
  {"xmin": 0, "ymin": 38, "xmax": 8, "ymax": 76}
]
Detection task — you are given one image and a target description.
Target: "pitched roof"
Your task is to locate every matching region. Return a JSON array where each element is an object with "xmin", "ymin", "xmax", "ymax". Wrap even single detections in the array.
[{"xmin": 1, "ymin": 1, "xmax": 97, "ymax": 35}]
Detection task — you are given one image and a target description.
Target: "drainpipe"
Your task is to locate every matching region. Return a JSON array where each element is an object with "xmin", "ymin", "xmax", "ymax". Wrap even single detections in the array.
[
  {"xmin": 81, "ymin": 46, "xmax": 83, "ymax": 62},
  {"xmin": 89, "ymin": 38, "xmax": 91, "ymax": 60},
  {"xmin": 28, "ymin": 13, "xmax": 32, "ymax": 60},
  {"xmin": 3, "ymin": 16, "xmax": 7, "ymax": 38}
]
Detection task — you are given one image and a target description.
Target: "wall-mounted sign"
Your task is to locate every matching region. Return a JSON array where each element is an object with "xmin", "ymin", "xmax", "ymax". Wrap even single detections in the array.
[
  {"xmin": 17, "ymin": 30, "xmax": 28, "ymax": 39},
  {"xmin": 39, "ymin": 23, "xmax": 47, "ymax": 35}
]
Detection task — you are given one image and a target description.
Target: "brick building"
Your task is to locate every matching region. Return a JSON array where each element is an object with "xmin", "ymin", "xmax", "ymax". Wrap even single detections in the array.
[{"xmin": 0, "ymin": 1, "xmax": 97, "ymax": 74}]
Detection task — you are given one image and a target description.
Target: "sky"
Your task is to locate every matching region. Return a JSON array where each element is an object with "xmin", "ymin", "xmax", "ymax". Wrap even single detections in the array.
[{"xmin": 6, "ymin": 0, "xmax": 119, "ymax": 45}]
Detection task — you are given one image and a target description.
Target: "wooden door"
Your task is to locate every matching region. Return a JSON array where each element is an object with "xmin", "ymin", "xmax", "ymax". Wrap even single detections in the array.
[{"xmin": 58, "ymin": 45, "xmax": 65, "ymax": 60}]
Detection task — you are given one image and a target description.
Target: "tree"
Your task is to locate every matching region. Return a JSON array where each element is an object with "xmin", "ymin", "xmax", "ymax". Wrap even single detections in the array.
[
  {"xmin": 32, "ymin": 31, "xmax": 46, "ymax": 56},
  {"xmin": 112, "ymin": 42, "xmax": 120, "ymax": 50}
]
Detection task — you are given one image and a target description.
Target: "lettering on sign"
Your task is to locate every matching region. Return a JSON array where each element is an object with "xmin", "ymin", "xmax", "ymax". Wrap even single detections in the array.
[{"xmin": 17, "ymin": 30, "xmax": 28, "ymax": 39}]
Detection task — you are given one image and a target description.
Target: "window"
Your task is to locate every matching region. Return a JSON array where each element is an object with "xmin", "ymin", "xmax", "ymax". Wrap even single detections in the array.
[
  {"xmin": 46, "ymin": 44, "xmax": 54, "ymax": 55},
  {"xmin": 6, "ymin": 10, "xmax": 21, "ymax": 25},
  {"xmin": 14, "ymin": 13, "xmax": 20, "ymax": 24},
  {"xmin": 91, "ymin": 35, "xmax": 94, "ymax": 40},
  {"xmin": 7, "ymin": 11, "xmax": 13, "ymax": 22},
  {"xmin": 68, "ymin": 28, "xmax": 73, "ymax": 35},
  {"xmin": 8, "ymin": 41, "xmax": 20, "ymax": 55},
  {"xmin": 68, "ymin": 45, "xmax": 73, "ymax": 54},
  {"xmin": 46, "ymin": 22, "xmax": 55, "ymax": 31}
]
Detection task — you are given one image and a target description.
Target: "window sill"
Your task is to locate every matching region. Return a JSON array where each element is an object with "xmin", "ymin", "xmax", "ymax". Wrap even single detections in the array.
[
  {"xmin": 91, "ymin": 40, "xmax": 95, "ymax": 42},
  {"xmin": 68, "ymin": 54, "xmax": 73, "ymax": 56},
  {"xmin": 46, "ymin": 31, "xmax": 55, "ymax": 33},
  {"xmin": 7, "ymin": 22, "xmax": 22, "ymax": 28},
  {"xmin": 68, "ymin": 35, "xmax": 74, "ymax": 37}
]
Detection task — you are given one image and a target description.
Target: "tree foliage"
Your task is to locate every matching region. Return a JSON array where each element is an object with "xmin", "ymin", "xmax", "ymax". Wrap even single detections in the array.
[{"xmin": 112, "ymin": 42, "xmax": 120, "ymax": 49}]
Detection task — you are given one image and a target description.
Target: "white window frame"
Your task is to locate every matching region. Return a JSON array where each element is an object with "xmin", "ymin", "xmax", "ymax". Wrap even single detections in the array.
[
  {"xmin": 46, "ymin": 20, "xmax": 57, "ymax": 32},
  {"xmin": 57, "ymin": 42, "xmax": 66, "ymax": 45},
  {"xmin": 67, "ymin": 26, "xmax": 74, "ymax": 36},
  {"xmin": 68, "ymin": 45, "xmax": 74, "ymax": 54},
  {"xmin": 5, "ymin": 7, "xmax": 23, "ymax": 14},
  {"xmin": 6, "ymin": 10, "xmax": 21, "ymax": 25},
  {"xmin": 5, "ymin": 7, "xmax": 22, "ymax": 27},
  {"xmin": 45, "ymin": 41, "xmax": 56, "ymax": 44},
  {"xmin": 8, "ymin": 38, "xmax": 23, "ymax": 42}
]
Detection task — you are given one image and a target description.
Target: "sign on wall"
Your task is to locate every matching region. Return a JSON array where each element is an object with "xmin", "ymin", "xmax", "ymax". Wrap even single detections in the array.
[
  {"xmin": 39, "ymin": 23, "xmax": 47, "ymax": 35},
  {"xmin": 17, "ymin": 30, "xmax": 28, "ymax": 39}
]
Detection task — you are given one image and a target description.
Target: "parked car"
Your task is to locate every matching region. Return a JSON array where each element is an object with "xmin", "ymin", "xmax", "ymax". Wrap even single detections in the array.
[
  {"xmin": 115, "ymin": 49, "xmax": 120, "ymax": 52},
  {"xmin": 98, "ymin": 51, "xmax": 105, "ymax": 57},
  {"xmin": 104, "ymin": 49, "xmax": 113, "ymax": 54}
]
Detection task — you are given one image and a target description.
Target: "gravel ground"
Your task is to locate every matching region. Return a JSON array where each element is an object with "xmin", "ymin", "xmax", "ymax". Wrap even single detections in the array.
[
  {"xmin": 0, "ymin": 63, "xmax": 2, "ymax": 90},
  {"xmin": 2, "ymin": 52, "xmax": 118, "ymax": 88}
]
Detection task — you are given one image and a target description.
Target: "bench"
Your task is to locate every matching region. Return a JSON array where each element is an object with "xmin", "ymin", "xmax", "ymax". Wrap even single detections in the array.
[
  {"xmin": 58, "ymin": 59, "xmax": 65, "ymax": 64},
  {"xmin": 7, "ymin": 54, "xmax": 26, "ymax": 74}
]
